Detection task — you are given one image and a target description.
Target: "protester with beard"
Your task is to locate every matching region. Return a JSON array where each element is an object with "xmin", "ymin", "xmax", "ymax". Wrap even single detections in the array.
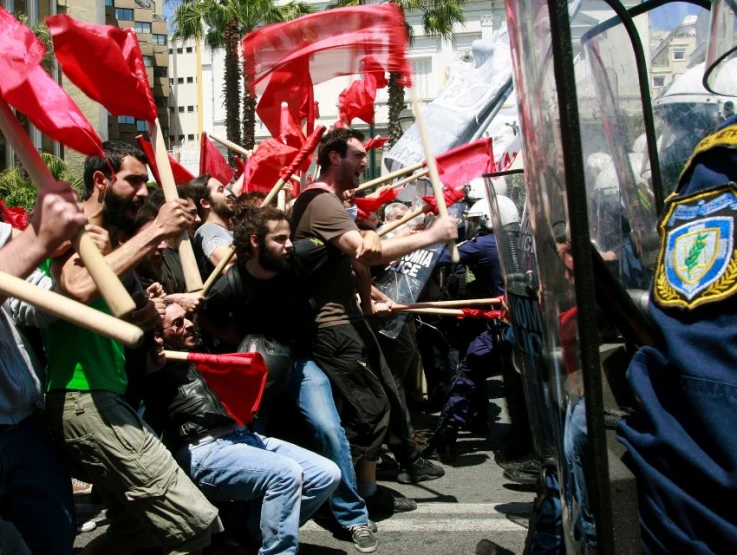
[
  {"xmin": 145, "ymin": 302, "xmax": 340, "ymax": 555},
  {"xmin": 191, "ymin": 174, "xmax": 236, "ymax": 278},
  {"xmin": 199, "ymin": 207, "xmax": 379, "ymax": 552},
  {"xmin": 42, "ymin": 141, "xmax": 222, "ymax": 555},
  {"xmin": 290, "ymin": 127, "xmax": 458, "ymax": 514}
]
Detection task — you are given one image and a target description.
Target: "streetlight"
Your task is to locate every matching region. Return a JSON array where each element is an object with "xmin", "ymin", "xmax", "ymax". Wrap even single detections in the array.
[{"xmin": 398, "ymin": 106, "xmax": 415, "ymax": 133}]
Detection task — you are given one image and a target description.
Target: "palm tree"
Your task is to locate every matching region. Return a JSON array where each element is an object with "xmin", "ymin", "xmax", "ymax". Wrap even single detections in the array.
[
  {"xmin": 171, "ymin": 0, "xmax": 314, "ymax": 152},
  {"xmin": 0, "ymin": 154, "xmax": 84, "ymax": 213},
  {"xmin": 327, "ymin": 0, "xmax": 467, "ymax": 147}
]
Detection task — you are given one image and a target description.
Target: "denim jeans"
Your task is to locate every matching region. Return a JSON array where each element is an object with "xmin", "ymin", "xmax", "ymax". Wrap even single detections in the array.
[
  {"xmin": 0, "ymin": 413, "xmax": 75, "ymax": 554},
  {"xmin": 176, "ymin": 429, "xmax": 340, "ymax": 555},
  {"xmin": 286, "ymin": 358, "xmax": 370, "ymax": 529}
]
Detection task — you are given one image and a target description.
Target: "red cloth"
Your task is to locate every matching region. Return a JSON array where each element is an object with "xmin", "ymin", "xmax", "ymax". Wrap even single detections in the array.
[
  {"xmin": 0, "ymin": 199, "xmax": 28, "ymax": 230},
  {"xmin": 434, "ymin": 138, "xmax": 494, "ymax": 189},
  {"xmin": 243, "ymin": 4, "xmax": 411, "ymax": 94},
  {"xmin": 186, "ymin": 352, "xmax": 268, "ymax": 425},
  {"xmin": 200, "ymin": 134, "xmax": 234, "ymax": 186},
  {"xmin": 421, "ymin": 188, "xmax": 466, "ymax": 215},
  {"xmin": 234, "ymin": 156, "xmax": 246, "ymax": 179},
  {"xmin": 338, "ymin": 56, "xmax": 387, "ymax": 126},
  {"xmin": 364, "ymin": 136, "xmax": 389, "ymax": 151},
  {"xmin": 244, "ymin": 139, "xmax": 299, "ymax": 194},
  {"xmin": 256, "ymin": 58, "xmax": 312, "ymax": 149},
  {"xmin": 354, "ymin": 186, "xmax": 400, "ymax": 213},
  {"xmin": 458, "ymin": 309, "xmax": 502, "ymax": 320},
  {"xmin": 0, "ymin": 9, "xmax": 102, "ymax": 155},
  {"xmin": 46, "ymin": 14, "xmax": 157, "ymax": 122},
  {"xmin": 136, "ymin": 136, "xmax": 194, "ymax": 187}
]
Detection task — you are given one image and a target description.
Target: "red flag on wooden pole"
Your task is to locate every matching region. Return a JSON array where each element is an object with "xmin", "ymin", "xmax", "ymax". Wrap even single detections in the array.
[
  {"xmin": 200, "ymin": 133, "xmax": 235, "ymax": 186},
  {"xmin": 0, "ymin": 8, "xmax": 103, "ymax": 155},
  {"xmin": 136, "ymin": 136, "xmax": 194, "ymax": 187},
  {"xmin": 0, "ymin": 199, "xmax": 28, "ymax": 230},
  {"xmin": 46, "ymin": 14, "xmax": 157, "ymax": 122},
  {"xmin": 244, "ymin": 139, "xmax": 299, "ymax": 194},
  {"xmin": 434, "ymin": 138, "xmax": 495, "ymax": 189},
  {"xmin": 338, "ymin": 56, "xmax": 387, "ymax": 126},
  {"xmin": 364, "ymin": 136, "xmax": 390, "ymax": 151},
  {"xmin": 354, "ymin": 187, "xmax": 401, "ymax": 213}
]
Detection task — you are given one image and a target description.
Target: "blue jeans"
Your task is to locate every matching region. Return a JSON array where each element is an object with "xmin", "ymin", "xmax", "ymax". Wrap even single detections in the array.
[
  {"xmin": 0, "ymin": 413, "xmax": 75, "ymax": 554},
  {"xmin": 176, "ymin": 429, "xmax": 340, "ymax": 555},
  {"xmin": 256, "ymin": 358, "xmax": 371, "ymax": 529}
]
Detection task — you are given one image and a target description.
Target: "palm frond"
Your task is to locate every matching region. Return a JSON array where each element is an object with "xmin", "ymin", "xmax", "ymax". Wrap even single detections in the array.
[
  {"xmin": 421, "ymin": 0, "xmax": 467, "ymax": 40},
  {"xmin": 171, "ymin": 0, "xmax": 211, "ymax": 41}
]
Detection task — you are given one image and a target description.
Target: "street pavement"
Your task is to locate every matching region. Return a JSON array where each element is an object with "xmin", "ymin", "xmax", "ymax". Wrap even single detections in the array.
[{"xmin": 74, "ymin": 376, "xmax": 534, "ymax": 554}]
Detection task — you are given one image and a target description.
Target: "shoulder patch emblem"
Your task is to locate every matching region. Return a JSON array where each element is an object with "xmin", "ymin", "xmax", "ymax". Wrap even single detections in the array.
[{"xmin": 654, "ymin": 183, "xmax": 737, "ymax": 310}]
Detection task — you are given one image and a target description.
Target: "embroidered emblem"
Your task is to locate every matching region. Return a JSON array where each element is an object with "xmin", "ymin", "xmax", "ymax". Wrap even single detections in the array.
[
  {"xmin": 654, "ymin": 183, "xmax": 737, "ymax": 310},
  {"xmin": 308, "ymin": 237, "xmax": 324, "ymax": 247}
]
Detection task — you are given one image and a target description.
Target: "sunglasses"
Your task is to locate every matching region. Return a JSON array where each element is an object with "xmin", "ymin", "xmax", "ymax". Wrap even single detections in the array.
[{"xmin": 163, "ymin": 317, "xmax": 186, "ymax": 330}]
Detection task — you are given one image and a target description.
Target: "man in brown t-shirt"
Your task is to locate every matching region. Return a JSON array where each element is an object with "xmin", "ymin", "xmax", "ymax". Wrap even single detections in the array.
[{"xmin": 291, "ymin": 127, "xmax": 457, "ymax": 515}]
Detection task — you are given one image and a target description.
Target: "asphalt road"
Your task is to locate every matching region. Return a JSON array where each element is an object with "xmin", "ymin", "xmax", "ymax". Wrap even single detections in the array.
[{"xmin": 73, "ymin": 376, "xmax": 534, "ymax": 554}]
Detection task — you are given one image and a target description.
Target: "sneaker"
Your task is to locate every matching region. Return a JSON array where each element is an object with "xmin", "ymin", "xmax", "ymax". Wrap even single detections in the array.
[
  {"xmin": 368, "ymin": 520, "xmax": 378, "ymax": 533},
  {"xmin": 348, "ymin": 523, "xmax": 378, "ymax": 553},
  {"xmin": 422, "ymin": 425, "xmax": 458, "ymax": 462},
  {"xmin": 397, "ymin": 457, "xmax": 445, "ymax": 484},
  {"xmin": 72, "ymin": 478, "xmax": 93, "ymax": 496},
  {"xmin": 503, "ymin": 459, "xmax": 542, "ymax": 485},
  {"xmin": 365, "ymin": 487, "xmax": 417, "ymax": 516}
]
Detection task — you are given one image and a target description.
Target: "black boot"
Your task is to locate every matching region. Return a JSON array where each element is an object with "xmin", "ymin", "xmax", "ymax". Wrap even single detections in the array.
[{"xmin": 422, "ymin": 423, "xmax": 458, "ymax": 462}]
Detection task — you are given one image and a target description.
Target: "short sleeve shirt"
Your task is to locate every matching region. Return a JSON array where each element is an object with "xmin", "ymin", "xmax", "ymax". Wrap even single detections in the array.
[
  {"xmin": 194, "ymin": 222, "xmax": 233, "ymax": 276},
  {"xmin": 292, "ymin": 191, "xmax": 363, "ymax": 327}
]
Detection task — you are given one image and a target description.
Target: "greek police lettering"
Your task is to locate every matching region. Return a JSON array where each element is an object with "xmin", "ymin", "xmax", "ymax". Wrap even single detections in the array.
[
  {"xmin": 508, "ymin": 292, "xmax": 544, "ymax": 358},
  {"xmin": 387, "ymin": 248, "xmax": 435, "ymax": 278}
]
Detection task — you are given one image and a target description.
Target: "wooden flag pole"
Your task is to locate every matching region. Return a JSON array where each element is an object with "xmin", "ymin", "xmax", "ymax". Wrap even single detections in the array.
[
  {"xmin": 150, "ymin": 118, "xmax": 203, "ymax": 292},
  {"xmin": 163, "ymin": 350, "xmax": 189, "ymax": 361},
  {"xmin": 408, "ymin": 87, "xmax": 459, "ymax": 263},
  {"xmin": 377, "ymin": 204, "xmax": 431, "ymax": 237},
  {"xmin": 355, "ymin": 168, "xmax": 429, "ymax": 194},
  {"xmin": 209, "ymin": 134, "xmax": 252, "ymax": 158},
  {"xmin": 356, "ymin": 161, "xmax": 424, "ymax": 192},
  {"xmin": 0, "ymin": 270, "xmax": 143, "ymax": 347},
  {"xmin": 0, "ymin": 99, "xmax": 137, "ymax": 317},
  {"xmin": 394, "ymin": 307, "xmax": 466, "ymax": 316},
  {"xmin": 393, "ymin": 297, "xmax": 502, "ymax": 310}
]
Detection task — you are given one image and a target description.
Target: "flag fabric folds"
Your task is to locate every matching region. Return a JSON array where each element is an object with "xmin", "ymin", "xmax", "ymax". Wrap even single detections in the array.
[
  {"xmin": 0, "ymin": 8, "xmax": 103, "ymax": 155},
  {"xmin": 422, "ymin": 188, "xmax": 466, "ymax": 214},
  {"xmin": 0, "ymin": 199, "xmax": 28, "ymax": 230},
  {"xmin": 200, "ymin": 134, "xmax": 235, "ymax": 187},
  {"xmin": 184, "ymin": 352, "xmax": 268, "ymax": 426},
  {"xmin": 243, "ymin": 4, "xmax": 412, "ymax": 94},
  {"xmin": 354, "ymin": 186, "xmax": 400, "ymax": 213},
  {"xmin": 46, "ymin": 14, "xmax": 157, "ymax": 123},
  {"xmin": 136, "ymin": 136, "xmax": 194, "ymax": 187},
  {"xmin": 364, "ymin": 136, "xmax": 390, "ymax": 151},
  {"xmin": 434, "ymin": 138, "xmax": 494, "ymax": 190},
  {"xmin": 244, "ymin": 139, "xmax": 299, "ymax": 194},
  {"xmin": 338, "ymin": 56, "xmax": 387, "ymax": 126},
  {"xmin": 458, "ymin": 309, "xmax": 502, "ymax": 320}
]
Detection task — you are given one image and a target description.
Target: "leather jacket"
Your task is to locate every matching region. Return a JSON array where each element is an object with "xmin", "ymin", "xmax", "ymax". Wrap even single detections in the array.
[{"xmin": 144, "ymin": 358, "xmax": 235, "ymax": 451}]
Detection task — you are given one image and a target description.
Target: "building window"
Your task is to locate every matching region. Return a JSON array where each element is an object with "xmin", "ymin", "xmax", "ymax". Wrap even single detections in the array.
[
  {"xmin": 187, "ymin": 134, "xmax": 195, "ymax": 141},
  {"xmin": 134, "ymin": 22, "xmax": 152, "ymax": 34},
  {"xmin": 153, "ymin": 34, "xmax": 167, "ymax": 46},
  {"xmin": 115, "ymin": 8, "xmax": 133, "ymax": 21},
  {"xmin": 672, "ymin": 48, "xmax": 686, "ymax": 61},
  {"xmin": 187, "ymin": 106, "xmax": 194, "ymax": 112},
  {"xmin": 186, "ymin": 47, "xmax": 193, "ymax": 53},
  {"xmin": 154, "ymin": 67, "xmax": 168, "ymax": 78},
  {"xmin": 177, "ymin": 47, "xmax": 183, "ymax": 54},
  {"xmin": 653, "ymin": 75, "xmax": 665, "ymax": 88},
  {"xmin": 105, "ymin": 0, "xmax": 113, "ymax": 6},
  {"xmin": 179, "ymin": 135, "xmax": 185, "ymax": 141},
  {"xmin": 177, "ymin": 77, "xmax": 184, "ymax": 84},
  {"xmin": 178, "ymin": 106, "xmax": 185, "ymax": 113},
  {"xmin": 411, "ymin": 58, "xmax": 434, "ymax": 99},
  {"xmin": 143, "ymin": 55, "xmax": 153, "ymax": 67},
  {"xmin": 136, "ymin": 120, "xmax": 148, "ymax": 132},
  {"xmin": 156, "ymin": 96, "xmax": 167, "ymax": 108},
  {"xmin": 118, "ymin": 115, "xmax": 135, "ymax": 124},
  {"xmin": 186, "ymin": 77, "xmax": 194, "ymax": 83}
]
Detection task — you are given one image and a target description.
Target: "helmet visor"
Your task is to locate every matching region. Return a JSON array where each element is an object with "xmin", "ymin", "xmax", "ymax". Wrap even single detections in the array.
[{"xmin": 704, "ymin": 0, "xmax": 737, "ymax": 96}]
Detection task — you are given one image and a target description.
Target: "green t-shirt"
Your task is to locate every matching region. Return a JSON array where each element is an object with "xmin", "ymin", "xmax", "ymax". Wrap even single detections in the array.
[{"xmin": 40, "ymin": 260, "xmax": 128, "ymax": 394}]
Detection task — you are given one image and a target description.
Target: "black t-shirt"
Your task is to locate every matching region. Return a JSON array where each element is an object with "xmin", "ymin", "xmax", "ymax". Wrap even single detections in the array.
[{"xmin": 201, "ymin": 262, "xmax": 315, "ymax": 356}]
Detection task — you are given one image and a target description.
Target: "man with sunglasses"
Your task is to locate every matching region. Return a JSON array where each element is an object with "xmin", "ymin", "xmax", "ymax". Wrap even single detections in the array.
[
  {"xmin": 41, "ymin": 141, "xmax": 223, "ymax": 555},
  {"xmin": 146, "ymin": 302, "xmax": 340, "ymax": 555}
]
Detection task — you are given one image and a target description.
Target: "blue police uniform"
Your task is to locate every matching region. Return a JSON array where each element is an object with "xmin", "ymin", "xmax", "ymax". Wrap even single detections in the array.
[
  {"xmin": 437, "ymin": 231, "xmax": 504, "ymax": 429},
  {"xmin": 617, "ymin": 116, "xmax": 737, "ymax": 553}
]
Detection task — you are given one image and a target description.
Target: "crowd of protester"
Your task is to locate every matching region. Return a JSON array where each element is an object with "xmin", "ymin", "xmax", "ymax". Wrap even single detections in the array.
[{"xmin": 0, "ymin": 128, "xmax": 536, "ymax": 555}]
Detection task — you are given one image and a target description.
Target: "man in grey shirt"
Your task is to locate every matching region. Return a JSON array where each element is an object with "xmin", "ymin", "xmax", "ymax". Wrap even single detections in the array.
[
  {"xmin": 191, "ymin": 174, "xmax": 236, "ymax": 278},
  {"xmin": 0, "ymin": 183, "xmax": 89, "ymax": 554}
]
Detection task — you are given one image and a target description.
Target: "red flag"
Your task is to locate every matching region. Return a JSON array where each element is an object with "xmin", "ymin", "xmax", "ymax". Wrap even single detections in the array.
[
  {"xmin": 243, "ymin": 4, "xmax": 412, "ymax": 94},
  {"xmin": 46, "ymin": 14, "xmax": 157, "ymax": 123},
  {"xmin": 338, "ymin": 56, "xmax": 387, "ymax": 126},
  {"xmin": 0, "ymin": 199, "xmax": 28, "ymax": 230},
  {"xmin": 433, "ymin": 138, "xmax": 494, "ymax": 189},
  {"xmin": 184, "ymin": 352, "xmax": 268, "ymax": 425},
  {"xmin": 136, "ymin": 136, "xmax": 194, "ymax": 187},
  {"xmin": 234, "ymin": 156, "xmax": 246, "ymax": 180},
  {"xmin": 354, "ymin": 186, "xmax": 400, "ymax": 213},
  {"xmin": 0, "ymin": 8, "xmax": 103, "ymax": 155},
  {"xmin": 200, "ymin": 134, "xmax": 235, "ymax": 186},
  {"xmin": 421, "ymin": 188, "xmax": 466, "ymax": 215},
  {"xmin": 458, "ymin": 309, "xmax": 502, "ymax": 320},
  {"xmin": 364, "ymin": 136, "xmax": 389, "ymax": 151},
  {"xmin": 256, "ymin": 58, "xmax": 313, "ymax": 148},
  {"xmin": 244, "ymin": 139, "xmax": 299, "ymax": 194}
]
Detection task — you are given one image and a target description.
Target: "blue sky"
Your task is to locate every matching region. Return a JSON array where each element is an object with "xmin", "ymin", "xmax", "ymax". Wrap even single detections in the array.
[{"xmin": 650, "ymin": 2, "xmax": 703, "ymax": 30}]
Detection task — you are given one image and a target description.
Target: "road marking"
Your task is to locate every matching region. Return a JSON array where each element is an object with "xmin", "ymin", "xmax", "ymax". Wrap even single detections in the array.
[
  {"xmin": 302, "ymin": 518, "xmax": 526, "ymax": 533},
  {"xmin": 409, "ymin": 503, "xmax": 530, "ymax": 515}
]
